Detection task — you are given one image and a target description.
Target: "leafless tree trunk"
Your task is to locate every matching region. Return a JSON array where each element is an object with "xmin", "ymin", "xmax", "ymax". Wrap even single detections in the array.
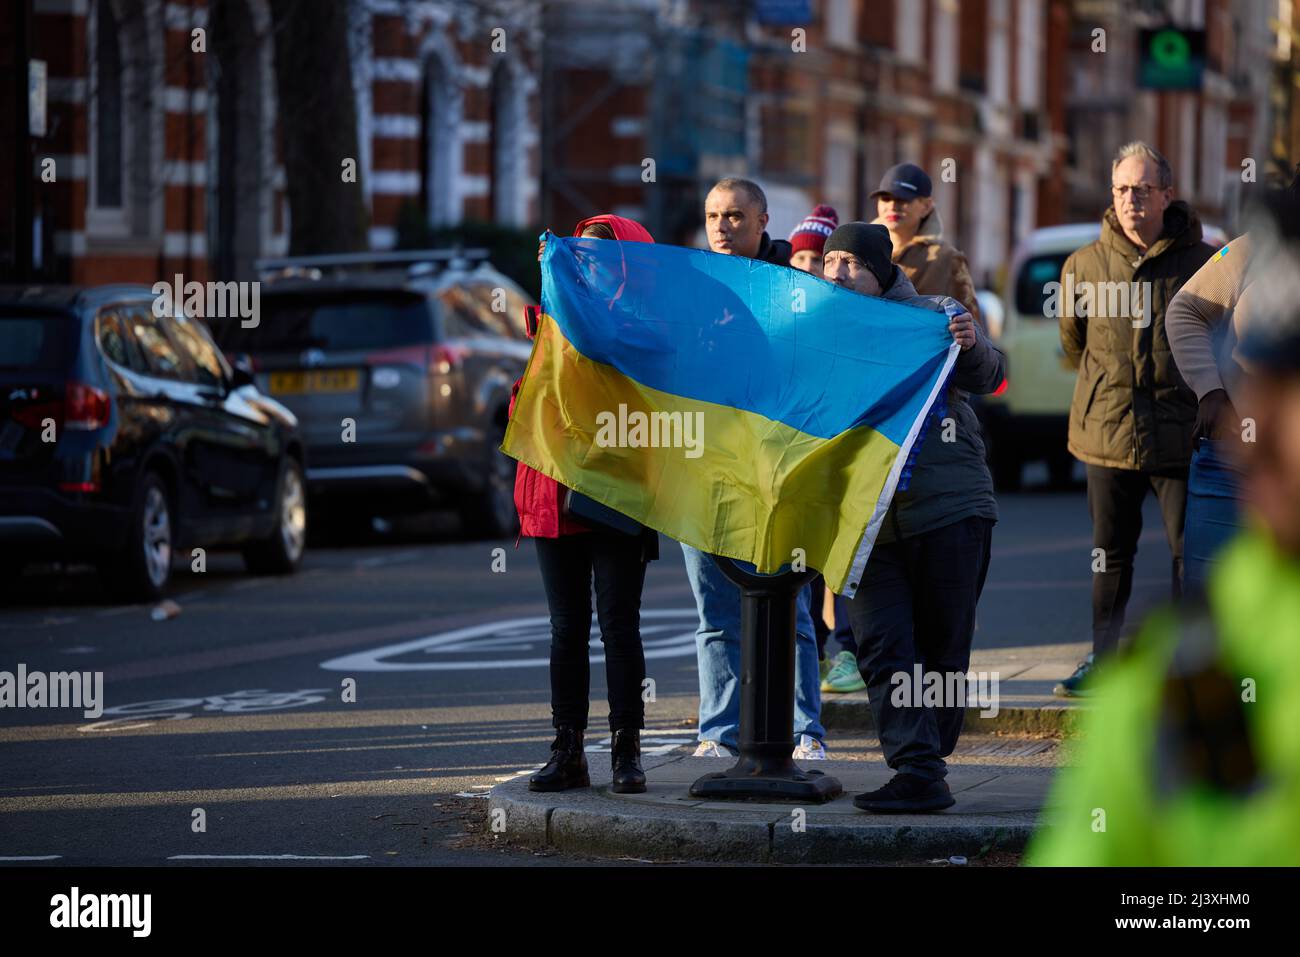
[{"xmin": 268, "ymin": 0, "xmax": 368, "ymax": 254}]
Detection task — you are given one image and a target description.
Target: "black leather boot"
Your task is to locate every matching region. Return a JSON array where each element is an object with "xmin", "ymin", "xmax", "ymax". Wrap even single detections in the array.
[
  {"xmin": 610, "ymin": 728, "xmax": 646, "ymax": 794},
  {"xmin": 529, "ymin": 727, "xmax": 590, "ymax": 792}
]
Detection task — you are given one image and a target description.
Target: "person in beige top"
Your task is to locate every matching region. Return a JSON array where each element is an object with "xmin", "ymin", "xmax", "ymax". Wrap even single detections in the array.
[
  {"xmin": 1166, "ymin": 165, "xmax": 1300, "ymax": 593},
  {"xmin": 1166, "ymin": 233, "xmax": 1253, "ymax": 432},
  {"xmin": 871, "ymin": 163, "xmax": 981, "ymax": 326}
]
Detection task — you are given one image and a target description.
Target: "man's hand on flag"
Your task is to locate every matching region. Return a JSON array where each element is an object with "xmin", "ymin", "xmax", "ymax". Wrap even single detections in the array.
[{"xmin": 948, "ymin": 311, "xmax": 977, "ymax": 351}]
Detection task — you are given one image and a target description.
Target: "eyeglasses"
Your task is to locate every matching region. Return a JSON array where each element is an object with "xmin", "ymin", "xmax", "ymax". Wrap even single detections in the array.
[{"xmin": 1112, "ymin": 183, "xmax": 1162, "ymax": 200}]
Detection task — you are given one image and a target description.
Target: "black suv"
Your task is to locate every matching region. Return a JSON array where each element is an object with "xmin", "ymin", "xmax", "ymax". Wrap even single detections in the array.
[
  {"xmin": 209, "ymin": 250, "xmax": 533, "ymax": 537},
  {"xmin": 0, "ymin": 285, "xmax": 307, "ymax": 600}
]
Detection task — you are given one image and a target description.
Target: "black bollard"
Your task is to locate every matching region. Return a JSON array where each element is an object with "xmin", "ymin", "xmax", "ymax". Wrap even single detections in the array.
[{"xmin": 689, "ymin": 557, "xmax": 843, "ymax": 802}]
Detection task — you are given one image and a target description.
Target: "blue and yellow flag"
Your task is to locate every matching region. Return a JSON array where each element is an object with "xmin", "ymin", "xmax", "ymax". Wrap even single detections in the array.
[{"xmin": 502, "ymin": 234, "xmax": 959, "ymax": 596}]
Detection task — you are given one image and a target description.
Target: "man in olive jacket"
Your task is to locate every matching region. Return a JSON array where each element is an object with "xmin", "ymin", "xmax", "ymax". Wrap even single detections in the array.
[{"xmin": 1055, "ymin": 141, "xmax": 1215, "ymax": 696}]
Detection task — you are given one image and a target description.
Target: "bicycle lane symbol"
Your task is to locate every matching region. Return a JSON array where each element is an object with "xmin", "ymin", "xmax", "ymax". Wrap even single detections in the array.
[
  {"xmin": 318, "ymin": 608, "xmax": 700, "ymax": 672},
  {"xmin": 78, "ymin": 688, "xmax": 332, "ymax": 733}
]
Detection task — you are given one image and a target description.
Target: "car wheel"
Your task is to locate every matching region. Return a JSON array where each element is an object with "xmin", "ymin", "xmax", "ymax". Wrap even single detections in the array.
[
  {"xmin": 242, "ymin": 457, "xmax": 307, "ymax": 575},
  {"xmin": 99, "ymin": 471, "xmax": 173, "ymax": 602},
  {"xmin": 460, "ymin": 423, "xmax": 519, "ymax": 540}
]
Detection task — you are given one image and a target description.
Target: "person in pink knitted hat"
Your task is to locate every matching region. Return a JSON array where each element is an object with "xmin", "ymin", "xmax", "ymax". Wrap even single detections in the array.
[{"xmin": 788, "ymin": 204, "xmax": 839, "ymax": 274}]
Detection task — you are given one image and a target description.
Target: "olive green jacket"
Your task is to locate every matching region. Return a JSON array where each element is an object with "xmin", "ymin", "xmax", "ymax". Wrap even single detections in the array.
[{"xmin": 1059, "ymin": 202, "xmax": 1215, "ymax": 471}]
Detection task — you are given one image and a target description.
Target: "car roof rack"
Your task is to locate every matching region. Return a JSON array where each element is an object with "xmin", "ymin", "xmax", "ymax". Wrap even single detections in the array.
[{"xmin": 254, "ymin": 248, "xmax": 490, "ymax": 282}]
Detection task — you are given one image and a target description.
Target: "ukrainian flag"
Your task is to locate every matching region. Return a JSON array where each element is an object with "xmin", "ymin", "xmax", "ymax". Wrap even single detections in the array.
[{"xmin": 502, "ymin": 233, "xmax": 959, "ymax": 596}]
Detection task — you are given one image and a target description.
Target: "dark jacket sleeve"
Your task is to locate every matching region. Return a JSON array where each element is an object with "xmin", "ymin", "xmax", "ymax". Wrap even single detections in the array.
[
  {"xmin": 1058, "ymin": 250, "xmax": 1086, "ymax": 369},
  {"xmin": 951, "ymin": 320, "xmax": 1007, "ymax": 395}
]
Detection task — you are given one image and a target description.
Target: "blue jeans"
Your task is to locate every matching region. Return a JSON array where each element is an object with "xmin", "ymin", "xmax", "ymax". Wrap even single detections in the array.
[
  {"xmin": 680, "ymin": 543, "xmax": 825, "ymax": 749},
  {"xmin": 1184, "ymin": 438, "xmax": 1246, "ymax": 596}
]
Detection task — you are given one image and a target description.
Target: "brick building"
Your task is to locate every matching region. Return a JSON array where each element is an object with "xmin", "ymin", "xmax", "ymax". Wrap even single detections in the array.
[
  {"xmin": 4, "ymin": 0, "xmax": 223, "ymax": 285},
  {"xmin": 354, "ymin": 0, "xmax": 542, "ymax": 250},
  {"xmin": 1064, "ymin": 0, "xmax": 1281, "ymax": 230},
  {"xmin": 2, "ymin": 0, "xmax": 1293, "ymax": 286},
  {"xmin": 537, "ymin": 0, "xmax": 1074, "ymax": 285},
  {"xmin": 2, "ymin": 0, "xmax": 543, "ymax": 284},
  {"xmin": 537, "ymin": 0, "xmax": 1291, "ymax": 286}
]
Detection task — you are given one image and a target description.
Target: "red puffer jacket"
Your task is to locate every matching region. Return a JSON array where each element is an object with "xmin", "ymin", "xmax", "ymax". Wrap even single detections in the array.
[{"xmin": 511, "ymin": 213, "xmax": 655, "ymax": 538}]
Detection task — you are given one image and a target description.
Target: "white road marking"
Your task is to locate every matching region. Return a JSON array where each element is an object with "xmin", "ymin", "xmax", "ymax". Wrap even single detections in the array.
[
  {"xmin": 78, "ymin": 721, "xmax": 156, "ymax": 733},
  {"xmin": 588, "ymin": 731, "xmax": 697, "ymax": 756},
  {"xmin": 0, "ymin": 855, "xmax": 62, "ymax": 861},
  {"xmin": 320, "ymin": 609, "xmax": 700, "ymax": 672},
  {"xmin": 77, "ymin": 688, "xmax": 331, "ymax": 732}
]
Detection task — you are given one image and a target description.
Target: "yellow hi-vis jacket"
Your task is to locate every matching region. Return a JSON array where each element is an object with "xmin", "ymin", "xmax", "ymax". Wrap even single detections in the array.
[{"xmin": 1028, "ymin": 528, "xmax": 1300, "ymax": 866}]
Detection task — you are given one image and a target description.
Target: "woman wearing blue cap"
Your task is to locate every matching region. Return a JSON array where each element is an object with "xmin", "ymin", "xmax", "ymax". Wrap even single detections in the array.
[{"xmin": 871, "ymin": 162, "xmax": 982, "ymax": 328}]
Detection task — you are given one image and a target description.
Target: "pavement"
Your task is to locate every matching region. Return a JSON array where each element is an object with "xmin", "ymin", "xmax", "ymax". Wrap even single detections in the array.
[
  {"xmin": 490, "ymin": 639, "xmax": 1089, "ymax": 864},
  {"xmin": 821, "ymin": 640, "xmax": 1091, "ymax": 735}
]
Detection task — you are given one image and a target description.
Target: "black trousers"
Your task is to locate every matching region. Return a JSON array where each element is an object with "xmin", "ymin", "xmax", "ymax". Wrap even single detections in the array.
[
  {"xmin": 845, "ymin": 517, "xmax": 993, "ymax": 781},
  {"xmin": 1085, "ymin": 464, "xmax": 1186, "ymax": 657},
  {"xmin": 535, "ymin": 531, "xmax": 648, "ymax": 732}
]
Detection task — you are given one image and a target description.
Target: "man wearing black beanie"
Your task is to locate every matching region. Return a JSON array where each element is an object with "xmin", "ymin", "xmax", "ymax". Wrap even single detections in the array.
[
  {"xmin": 822, "ymin": 221, "xmax": 896, "ymax": 295},
  {"xmin": 822, "ymin": 221, "xmax": 1005, "ymax": 813}
]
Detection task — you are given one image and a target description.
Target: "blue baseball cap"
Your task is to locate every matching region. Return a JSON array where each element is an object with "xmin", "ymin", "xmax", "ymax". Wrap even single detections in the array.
[{"xmin": 870, "ymin": 163, "xmax": 933, "ymax": 201}]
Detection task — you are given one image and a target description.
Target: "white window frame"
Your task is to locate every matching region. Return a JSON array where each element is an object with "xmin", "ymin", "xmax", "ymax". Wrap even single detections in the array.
[
  {"xmin": 86, "ymin": 0, "xmax": 130, "ymax": 237},
  {"xmin": 895, "ymin": 0, "xmax": 924, "ymax": 63},
  {"xmin": 825, "ymin": 0, "xmax": 859, "ymax": 51},
  {"xmin": 86, "ymin": 0, "xmax": 164, "ymax": 241},
  {"xmin": 421, "ymin": 34, "xmax": 464, "ymax": 228}
]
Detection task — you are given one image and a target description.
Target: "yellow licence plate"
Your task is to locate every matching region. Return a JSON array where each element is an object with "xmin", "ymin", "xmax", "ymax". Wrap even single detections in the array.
[{"xmin": 269, "ymin": 370, "xmax": 360, "ymax": 394}]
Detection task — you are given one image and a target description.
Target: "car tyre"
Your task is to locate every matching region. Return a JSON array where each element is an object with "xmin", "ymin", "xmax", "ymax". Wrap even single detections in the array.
[
  {"xmin": 242, "ymin": 457, "xmax": 307, "ymax": 575},
  {"xmin": 460, "ymin": 422, "xmax": 519, "ymax": 540},
  {"xmin": 99, "ymin": 471, "xmax": 173, "ymax": 602}
]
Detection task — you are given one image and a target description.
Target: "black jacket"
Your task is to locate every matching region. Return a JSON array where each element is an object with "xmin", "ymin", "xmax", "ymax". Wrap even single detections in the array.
[
  {"xmin": 875, "ymin": 267, "xmax": 1006, "ymax": 544},
  {"xmin": 755, "ymin": 232, "xmax": 793, "ymax": 267}
]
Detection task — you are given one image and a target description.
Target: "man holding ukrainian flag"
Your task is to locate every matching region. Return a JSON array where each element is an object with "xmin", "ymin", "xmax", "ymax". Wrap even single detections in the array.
[{"xmin": 502, "ymin": 205, "xmax": 1005, "ymax": 812}]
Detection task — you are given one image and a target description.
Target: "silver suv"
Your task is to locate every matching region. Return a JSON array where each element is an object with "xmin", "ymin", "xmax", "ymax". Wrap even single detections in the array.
[{"xmin": 208, "ymin": 250, "xmax": 533, "ymax": 538}]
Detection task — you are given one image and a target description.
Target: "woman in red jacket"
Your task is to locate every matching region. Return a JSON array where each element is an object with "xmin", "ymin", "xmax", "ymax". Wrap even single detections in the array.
[{"xmin": 512, "ymin": 214, "xmax": 659, "ymax": 794}]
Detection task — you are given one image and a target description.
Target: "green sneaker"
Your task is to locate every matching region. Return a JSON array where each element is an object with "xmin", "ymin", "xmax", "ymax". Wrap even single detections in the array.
[
  {"xmin": 821, "ymin": 650, "xmax": 866, "ymax": 693},
  {"xmin": 1053, "ymin": 654, "xmax": 1096, "ymax": 697},
  {"xmin": 818, "ymin": 655, "xmax": 834, "ymax": 683}
]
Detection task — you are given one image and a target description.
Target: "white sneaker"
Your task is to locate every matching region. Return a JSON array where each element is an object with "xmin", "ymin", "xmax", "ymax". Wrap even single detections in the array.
[
  {"xmin": 692, "ymin": 740, "xmax": 736, "ymax": 757},
  {"xmin": 792, "ymin": 735, "xmax": 828, "ymax": 760}
]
